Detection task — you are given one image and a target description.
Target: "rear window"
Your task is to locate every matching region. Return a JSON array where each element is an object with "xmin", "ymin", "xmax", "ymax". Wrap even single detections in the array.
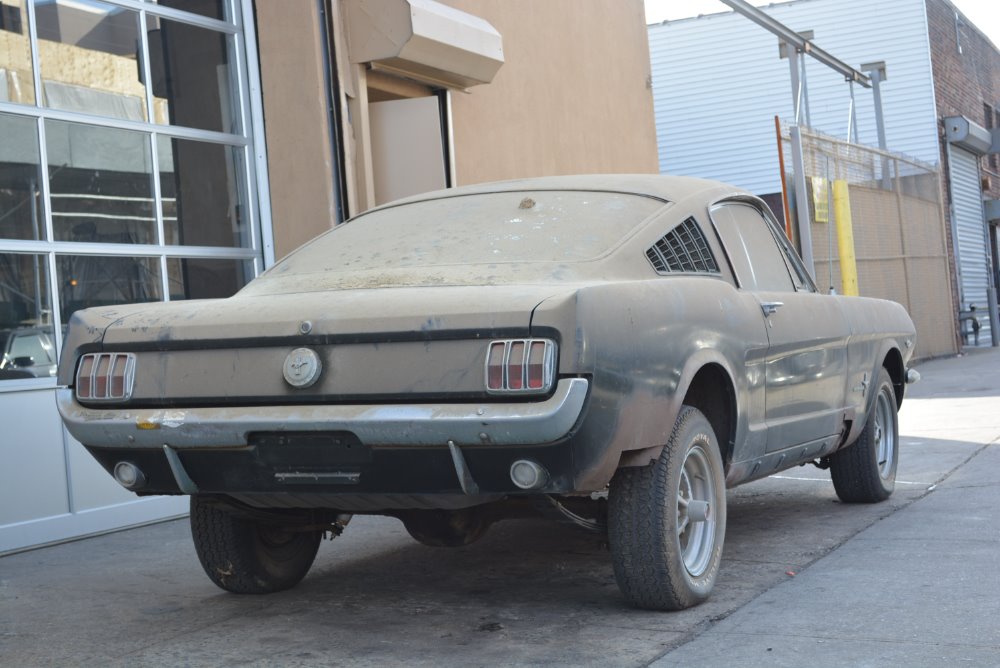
[{"xmin": 273, "ymin": 191, "xmax": 665, "ymax": 274}]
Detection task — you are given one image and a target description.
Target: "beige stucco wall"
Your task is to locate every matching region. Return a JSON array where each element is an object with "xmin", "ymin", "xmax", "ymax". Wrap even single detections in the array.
[
  {"xmin": 443, "ymin": 0, "xmax": 659, "ymax": 184},
  {"xmin": 255, "ymin": 1, "xmax": 339, "ymax": 260},
  {"xmin": 257, "ymin": 0, "xmax": 659, "ymax": 254}
]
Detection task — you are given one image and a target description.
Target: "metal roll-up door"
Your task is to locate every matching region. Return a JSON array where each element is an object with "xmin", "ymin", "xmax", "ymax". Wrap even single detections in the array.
[{"xmin": 949, "ymin": 146, "xmax": 991, "ymax": 345}]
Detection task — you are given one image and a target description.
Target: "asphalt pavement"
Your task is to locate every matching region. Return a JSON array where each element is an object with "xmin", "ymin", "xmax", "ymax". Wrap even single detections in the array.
[{"xmin": 1, "ymin": 347, "xmax": 998, "ymax": 667}]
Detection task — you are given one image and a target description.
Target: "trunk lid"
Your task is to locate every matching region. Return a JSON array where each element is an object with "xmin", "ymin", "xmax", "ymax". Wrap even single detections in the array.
[{"xmin": 61, "ymin": 285, "xmax": 570, "ymax": 402}]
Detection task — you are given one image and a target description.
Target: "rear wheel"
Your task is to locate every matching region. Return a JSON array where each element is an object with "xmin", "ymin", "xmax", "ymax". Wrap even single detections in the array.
[
  {"xmin": 608, "ymin": 406, "xmax": 727, "ymax": 610},
  {"xmin": 189, "ymin": 496, "xmax": 322, "ymax": 594},
  {"xmin": 401, "ymin": 508, "xmax": 491, "ymax": 547},
  {"xmin": 831, "ymin": 367, "xmax": 898, "ymax": 503}
]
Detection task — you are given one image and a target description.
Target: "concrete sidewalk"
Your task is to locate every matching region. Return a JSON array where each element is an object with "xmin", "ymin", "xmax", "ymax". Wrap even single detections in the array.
[{"xmin": 652, "ymin": 347, "xmax": 1000, "ymax": 667}]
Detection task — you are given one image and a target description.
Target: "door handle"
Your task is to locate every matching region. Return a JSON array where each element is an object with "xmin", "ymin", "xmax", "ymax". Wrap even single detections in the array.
[{"xmin": 760, "ymin": 301, "xmax": 784, "ymax": 317}]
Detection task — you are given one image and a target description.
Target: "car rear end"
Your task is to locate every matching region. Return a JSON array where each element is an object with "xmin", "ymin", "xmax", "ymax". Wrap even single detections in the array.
[{"xmin": 56, "ymin": 185, "xmax": 672, "ymax": 511}]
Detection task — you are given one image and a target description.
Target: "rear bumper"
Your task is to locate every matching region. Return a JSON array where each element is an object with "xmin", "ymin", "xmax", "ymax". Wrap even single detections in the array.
[
  {"xmin": 58, "ymin": 379, "xmax": 593, "ymax": 501},
  {"xmin": 56, "ymin": 378, "xmax": 589, "ymax": 449}
]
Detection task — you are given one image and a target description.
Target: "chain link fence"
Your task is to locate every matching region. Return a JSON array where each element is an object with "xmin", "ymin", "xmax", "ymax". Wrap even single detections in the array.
[{"xmin": 782, "ymin": 124, "xmax": 957, "ymax": 359}]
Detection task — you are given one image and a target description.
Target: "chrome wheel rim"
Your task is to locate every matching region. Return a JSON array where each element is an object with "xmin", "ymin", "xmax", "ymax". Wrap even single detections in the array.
[
  {"xmin": 874, "ymin": 387, "xmax": 896, "ymax": 480},
  {"xmin": 676, "ymin": 445, "xmax": 717, "ymax": 577}
]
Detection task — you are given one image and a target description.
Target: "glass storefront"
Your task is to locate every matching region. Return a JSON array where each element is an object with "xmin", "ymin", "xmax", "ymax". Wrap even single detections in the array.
[{"xmin": 0, "ymin": 0, "xmax": 265, "ymax": 386}]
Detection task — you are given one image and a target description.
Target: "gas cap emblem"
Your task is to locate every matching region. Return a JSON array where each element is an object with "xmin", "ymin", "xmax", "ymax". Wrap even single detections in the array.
[{"xmin": 283, "ymin": 348, "xmax": 322, "ymax": 388}]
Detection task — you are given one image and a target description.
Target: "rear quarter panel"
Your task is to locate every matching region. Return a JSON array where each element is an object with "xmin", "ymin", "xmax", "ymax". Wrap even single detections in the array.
[{"xmin": 531, "ymin": 276, "xmax": 769, "ymax": 490}]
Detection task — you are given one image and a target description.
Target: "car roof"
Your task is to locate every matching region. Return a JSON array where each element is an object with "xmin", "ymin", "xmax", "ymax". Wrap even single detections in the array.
[{"xmin": 358, "ymin": 174, "xmax": 739, "ymax": 216}]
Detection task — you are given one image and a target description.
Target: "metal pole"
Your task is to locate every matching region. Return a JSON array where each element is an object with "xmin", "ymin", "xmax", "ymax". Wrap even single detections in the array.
[
  {"xmin": 800, "ymin": 55, "xmax": 811, "ymax": 128},
  {"xmin": 847, "ymin": 80, "xmax": 859, "ymax": 143},
  {"xmin": 787, "ymin": 44, "xmax": 802, "ymax": 124},
  {"xmin": 865, "ymin": 64, "xmax": 891, "ymax": 189},
  {"xmin": 988, "ymin": 286, "xmax": 999, "ymax": 346},
  {"xmin": 790, "ymin": 125, "xmax": 816, "ymax": 277},
  {"xmin": 720, "ymin": 0, "xmax": 871, "ymax": 88},
  {"xmin": 870, "ymin": 70, "xmax": 888, "ymax": 150}
]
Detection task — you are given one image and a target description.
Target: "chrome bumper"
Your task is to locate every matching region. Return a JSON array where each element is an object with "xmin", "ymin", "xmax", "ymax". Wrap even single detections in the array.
[{"xmin": 56, "ymin": 378, "xmax": 589, "ymax": 449}]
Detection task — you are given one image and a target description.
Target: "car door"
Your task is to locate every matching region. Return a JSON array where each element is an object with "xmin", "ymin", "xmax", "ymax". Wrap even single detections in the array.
[{"xmin": 710, "ymin": 200, "xmax": 850, "ymax": 453}]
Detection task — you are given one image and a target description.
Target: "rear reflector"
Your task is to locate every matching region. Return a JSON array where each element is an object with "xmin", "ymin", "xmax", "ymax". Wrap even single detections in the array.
[
  {"xmin": 485, "ymin": 339, "xmax": 556, "ymax": 394},
  {"xmin": 76, "ymin": 353, "xmax": 136, "ymax": 402}
]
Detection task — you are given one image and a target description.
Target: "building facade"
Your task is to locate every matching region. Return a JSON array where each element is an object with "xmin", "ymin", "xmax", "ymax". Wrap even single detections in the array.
[
  {"xmin": 647, "ymin": 0, "xmax": 999, "ymax": 351},
  {"xmin": 925, "ymin": 0, "xmax": 1000, "ymax": 342},
  {"xmin": 0, "ymin": 0, "xmax": 658, "ymax": 553}
]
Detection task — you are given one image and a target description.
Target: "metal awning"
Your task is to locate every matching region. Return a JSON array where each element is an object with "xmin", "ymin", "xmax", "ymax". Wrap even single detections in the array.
[
  {"xmin": 344, "ymin": 0, "xmax": 504, "ymax": 90},
  {"xmin": 944, "ymin": 116, "xmax": 994, "ymax": 155}
]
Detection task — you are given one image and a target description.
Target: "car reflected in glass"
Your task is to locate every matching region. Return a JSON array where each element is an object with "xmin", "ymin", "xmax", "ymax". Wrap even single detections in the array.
[{"xmin": 0, "ymin": 327, "xmax": 57, "ymax": 379}]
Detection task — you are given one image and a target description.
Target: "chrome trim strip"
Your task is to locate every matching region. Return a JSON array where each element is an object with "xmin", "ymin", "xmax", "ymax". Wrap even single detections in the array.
[{"xmin": 57, "ymin": 378, "xmax": 590, "ymax": 449}]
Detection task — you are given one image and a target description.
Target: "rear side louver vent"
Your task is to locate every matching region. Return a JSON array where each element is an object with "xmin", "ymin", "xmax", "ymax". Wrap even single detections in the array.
[{"xmin": 646, "ymin": 217, "xmax": 719, "ymax": 274}]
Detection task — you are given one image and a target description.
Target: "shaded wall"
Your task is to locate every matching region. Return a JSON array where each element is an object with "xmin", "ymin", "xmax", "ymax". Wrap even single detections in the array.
[{"xmin": 255, "ymin": 1, "xmax": 339, "ymax": 260}]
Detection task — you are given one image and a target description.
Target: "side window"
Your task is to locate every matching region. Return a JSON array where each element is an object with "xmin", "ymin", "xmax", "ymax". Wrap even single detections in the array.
[
  {"xmin": 710, "ymin": 202, "xmax": 794, "ymax": 292},
  {"xmin": 764, "ymin": 208, "xmax": 816, "ymax": 292}
]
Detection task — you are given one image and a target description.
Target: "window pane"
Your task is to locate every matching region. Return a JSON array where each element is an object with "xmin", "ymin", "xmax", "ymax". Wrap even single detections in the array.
[
  {"xmin": 0, "ymin": 252, "xmax": 55, "ymax": 381},
  {"xmin": 57, "ymin": 254, "xmax": 161, "ymax": 324},
  {"xmin": 158, "ymin": 136, "xmax": 248, "ymax": 247},
  {"xmin": 711, "ymin": 202, "xmax": 794, "ymax": 292},
  {"xmin": 146, "ymin": 0, "xmax": 228, "ymax": 23},
  {"xmin": 46, "ymin": 119, "xmax": 156, "ymax": 244},
  {"xmin": 147, "ymin": 16, "xmax": 238, "ymax": 133},
  {"xmin": 0, "ymin": 113, "xmax": 44, "ymax": 240},
  {"xmin": 35, "ymin": 1, "xmax": 147, "ymax": 122},
  {"xmin": 167, "ymin": 257, "xmax": 251, "ymax": 300},
  {"xmin": 0, "ymin": 0, "xmax": 36, "ymax": 105}
]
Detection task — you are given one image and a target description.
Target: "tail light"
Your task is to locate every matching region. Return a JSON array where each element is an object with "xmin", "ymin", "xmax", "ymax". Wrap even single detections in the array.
[
  {"xmin": 485, "ymin": 339, "xmax": 556, "ymax": 394},
  {"xmin": 76, "ymin": 353, "xmax": 136, "ymax": 402}
]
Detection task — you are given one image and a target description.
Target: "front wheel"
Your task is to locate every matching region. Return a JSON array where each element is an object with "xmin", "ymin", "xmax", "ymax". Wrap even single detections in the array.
[
  {"xmin": 830, "ymin": 367, "xmax": 899, "ymax": 503},
  {"xmin": 189, "ymin": 496, "xmax": 322, "ymax": 594},
  {"xmin": 608, "ymin": 406, "xmax": 727, "ymax": 611}
]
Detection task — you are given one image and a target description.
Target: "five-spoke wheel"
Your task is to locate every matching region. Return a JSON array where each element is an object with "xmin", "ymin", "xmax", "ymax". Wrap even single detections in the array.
[
  {"xmin": 831, "ymin": 367, "xmax": 899, "ymax": 503},
  {"xmin": 609, "ymin": 405, "xmax": 727, "ymax": 611}
]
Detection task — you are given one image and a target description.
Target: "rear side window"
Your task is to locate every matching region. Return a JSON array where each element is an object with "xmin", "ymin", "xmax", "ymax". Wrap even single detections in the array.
[
  {"xmin": 645, "ymin": 217, "xmax": 719, "ymax": 274},
  {"xmin": 710, "ymin": 202, "xmax": 794, "ymax": 291}
]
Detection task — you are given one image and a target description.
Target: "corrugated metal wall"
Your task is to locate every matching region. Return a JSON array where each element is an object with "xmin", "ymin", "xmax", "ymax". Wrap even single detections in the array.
[
  {"xmin": 648, "ymin": 0, "xmax": 939, "ymax": 194},
  {"xmin": 948, "ymin": 145, "xmax": 992, "ymax": 344}
]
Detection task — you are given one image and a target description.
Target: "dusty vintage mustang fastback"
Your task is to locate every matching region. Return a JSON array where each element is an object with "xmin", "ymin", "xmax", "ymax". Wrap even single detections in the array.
[{"xmin": 57, "ymin": 175, "xmax": 917, "ymax": 610}]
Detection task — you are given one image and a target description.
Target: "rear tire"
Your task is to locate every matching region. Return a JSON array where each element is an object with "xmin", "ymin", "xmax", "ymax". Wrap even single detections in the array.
[
  {"xmin": 831, "ymin": 367, "xmax": 898, "ymax": 503},
  {"xmin": 608, "ymin": 406, "xmax": 727, "ymax": 611},
  {"xmin": 189, "ymin": 496, "xmax": 322, "ymax": 594}
]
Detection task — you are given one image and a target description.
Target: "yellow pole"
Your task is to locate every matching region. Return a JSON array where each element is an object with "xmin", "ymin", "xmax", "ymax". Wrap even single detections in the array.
[{"xmin": 832, "ymin": 179, "xmax": 859, "ymax": 296}]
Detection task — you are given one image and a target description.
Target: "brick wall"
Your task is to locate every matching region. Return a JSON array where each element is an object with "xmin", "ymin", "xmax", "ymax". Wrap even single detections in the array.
[
  {"xmin": 927, "ymin": 0, "xmax": 1000, "ymax": 196},
  {"xmin": 925, "ymin": 0, "xmax": 1000, "ymax": 331}
]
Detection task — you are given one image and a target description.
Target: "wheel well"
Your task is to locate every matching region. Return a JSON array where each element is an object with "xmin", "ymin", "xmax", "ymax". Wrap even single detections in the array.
[
  {"xmin": 682, "ymin": 364, "xmax": 736, "ymax": 466},
  {"xmin": 883, "ymin": 348, "xmax": 904, "ymax": 407}
]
